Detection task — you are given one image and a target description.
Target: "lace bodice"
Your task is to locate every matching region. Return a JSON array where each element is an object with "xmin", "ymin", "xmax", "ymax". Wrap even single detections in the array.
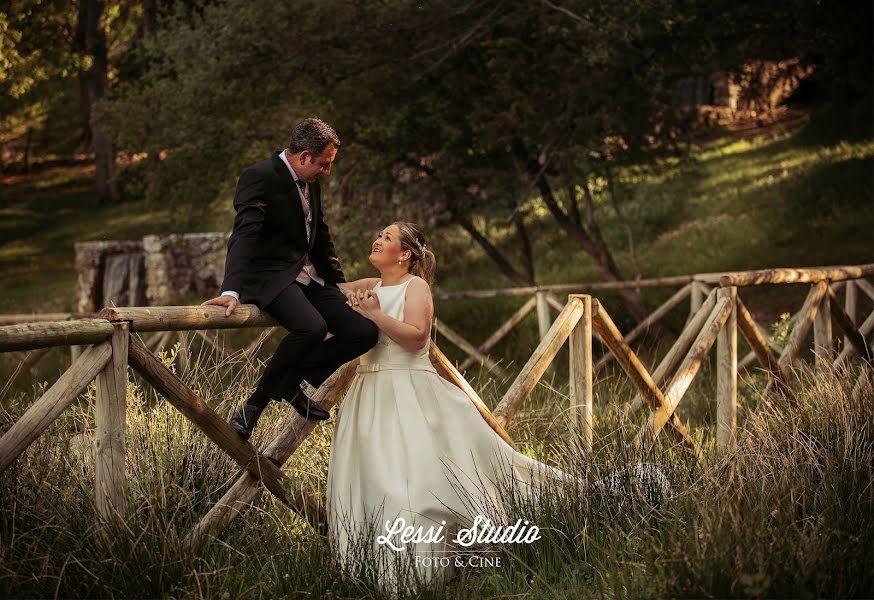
[{"xmin": 357, "ymin": 276, "xmax": 433, "ymax": 371}]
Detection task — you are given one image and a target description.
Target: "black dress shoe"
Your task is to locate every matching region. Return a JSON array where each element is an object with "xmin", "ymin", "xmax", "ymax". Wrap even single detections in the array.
[
  {"xmin": 229, "ymin": 402, "xmax": 265, "ymax": 442},
  {"xmin": 286, "ymin": 387, "xmax": 330, "ymax": 421}
]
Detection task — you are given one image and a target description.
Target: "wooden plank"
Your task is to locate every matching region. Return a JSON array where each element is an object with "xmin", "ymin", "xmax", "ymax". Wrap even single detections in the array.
[
  {"xmin": 716, "ymin": 287, "xmax": 737, "ymax": 452},
  {"xmin": 592, "ymin": 301, "xmax": 700, "ymax": 455},
  {"xmin": 429, "ymin": 343, "xmax": 517, "ymax": 450},
  {"xmin": 625, "ymin": 290, "xmax": 717, "ymax": 416},
  {"xmin": 0, "ymin": 319, "xmax": 114, "ymax": 352},
  {"xmin": 777, "ymin": 282, "xmax": 829, "ymax": 376},
  {"xmin": 595, "ymin": 283, "xmax": 692, "ymax": 371},
  {"xmin": 430, "ymin": 266, "xmax": 872, "ymax": 301},
  {"xmin": 762, "ymin": 282, "xmax": 831, "ymax": 400},
  {"xmin": 98, "ymin": 305, "xmax": 277, "ymax": 332},
  {"xmin": 544, "ymin": 293, "xmax": 565, "ymax": 313},
  {"xmin": 433, "ymin": 318, "xmax": 508, "ymax": 377},
  {"xmin": 433, "ymin": 276, "xmax": 695, "ymax": 300},
  {"xmin": 184, "ymin": 360, "xmax": 359, "ymax": 550},
  {"xmin": 826, "ymin": 286, "xmax": 872, "ymax": 365},
  {"xmin": 813, "ymin": 283, "xmax": 833, "ymax": 367},
  {"xmin": 719, "ymin": 265, "xmax": 874, "ymax": 287},
  {"xmin": 535, "ymin": 291, "xmax": 551, "ymax": 341},
  {"xmin": 126, "ymin": 335, "xmax": 326, "ymax": 531},
  {"xmin": 0, "ymin": 343, "xmax": 112, "ymax": 473},
  {"xmin": 835, "ymin": 307, "xmax": 874, "ymax": 367},
  {"xmin": 635, "ymin": 298, "xmax": 732, "ymax": 449},
  {"xmin": 735, "ymin": 297, "xmax": 794, "ymax": 400},
  {"xmin": 737, "ymin": 303, "xmax": 792, "ymax": 371},
  {"xmin": 845, "ymin": 280, "xmax": 858, "ymax": 352},
  {"xmin": 460, "ymin": 296, "xmax": 536, "ymax": 370},
  {"xmin": 569, "ymin": 295, "xmax": 593, "ymax": 451},
  {"xmin": 492, "ymin": 297, "xmax": 586, "ymax": 428},
  {"xmin": 855, "ymin": 278, "xmax": 874, "ymax": 302},
  {"xmin": 94, "ymin": 323, "xmax": 129, "ymax": 522},
  {"xmin": 0, "ymin": 313, "xmax": 94, "ymax": 325},
  {"xmin": 547, "ymin": 292, "xmax": 605, "ymax": 345},
  {"xmin": 690, "ymin": 281, "xmax": 705, "ymax": 319}
]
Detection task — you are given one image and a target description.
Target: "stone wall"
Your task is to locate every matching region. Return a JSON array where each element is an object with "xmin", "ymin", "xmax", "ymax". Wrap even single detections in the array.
[
  {"xmin": 75, "ymin": 241, "xmax": 145, "ymax": 312},
  {"xmin": 143, "ymin": 233, "xmax": 227, "ymax": 305},
  {"xmin": 75, "ymin": 233, "xmax": 227, "ymax": 311}
]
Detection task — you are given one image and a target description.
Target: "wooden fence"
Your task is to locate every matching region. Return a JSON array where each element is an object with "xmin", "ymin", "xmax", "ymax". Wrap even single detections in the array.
[
  {"xmin": 431, "ymin": 265, "xmax": 874, "ymax": 377},
  {"xmin": 0, "ymin": 264, "xmax": 872, "ymax": 550}
]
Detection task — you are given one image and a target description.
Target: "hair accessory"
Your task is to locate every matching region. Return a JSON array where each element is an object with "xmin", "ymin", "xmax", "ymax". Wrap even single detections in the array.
[{"xmin": 414, "ymin": 238, "xmax": 426, "ymax": 253}]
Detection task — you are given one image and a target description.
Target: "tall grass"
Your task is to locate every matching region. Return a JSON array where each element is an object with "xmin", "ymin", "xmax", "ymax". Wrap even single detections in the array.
[{"xmin": 0, "ymin": 342, "xmax": 871, "ymax": 598}]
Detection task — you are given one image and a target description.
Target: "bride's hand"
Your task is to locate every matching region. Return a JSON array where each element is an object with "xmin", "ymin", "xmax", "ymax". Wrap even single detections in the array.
[{"xmin": 350, "ymin": 289, "xmax": 381, "ymax": 318}]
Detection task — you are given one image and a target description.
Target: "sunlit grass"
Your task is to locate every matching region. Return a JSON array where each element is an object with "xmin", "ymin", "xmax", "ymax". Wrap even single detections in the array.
[{"xmin": 0, "ymin": 336, "xmax": 870, "ymax": 598}]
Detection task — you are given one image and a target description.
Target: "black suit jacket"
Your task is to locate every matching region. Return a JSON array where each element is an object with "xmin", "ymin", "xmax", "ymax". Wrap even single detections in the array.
[{"xmin": 220, "ymin": 150, "xmax": 346, "ymax": 307}]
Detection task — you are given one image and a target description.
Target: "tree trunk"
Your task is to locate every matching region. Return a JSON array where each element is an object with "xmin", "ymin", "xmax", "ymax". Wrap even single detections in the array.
[
  {"xmin": 449, "ymin": 206, "xmax": 535, "ymax": 287},
  {"xmin": 74, "ymin": 1, "xmax": 92, "ymax": 150},
  {"xmin": 413, "ymin": 160, "xmax": 536, "ymax": 287},
  {"xmin": 81, "ymin": 0, "xmax": 120, "ymax": 204},
  {"xmin": 512, "ymin": 138, "xmax": 651, "ymax": 322},
  {"xmin": 512, "ymin": 211, "xmax": 536, "ymax": 284}
]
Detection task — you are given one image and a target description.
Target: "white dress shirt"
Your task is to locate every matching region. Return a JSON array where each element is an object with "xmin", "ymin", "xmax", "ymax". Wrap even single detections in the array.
[{"xmin": 221, "ymin": 149, "xmax": 324, "ymax": 302}]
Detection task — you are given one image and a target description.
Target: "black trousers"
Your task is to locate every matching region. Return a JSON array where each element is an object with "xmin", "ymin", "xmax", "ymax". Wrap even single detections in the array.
[{"xmin": 250, "ymin": 280, "xmax": 378, "ymax": 409}]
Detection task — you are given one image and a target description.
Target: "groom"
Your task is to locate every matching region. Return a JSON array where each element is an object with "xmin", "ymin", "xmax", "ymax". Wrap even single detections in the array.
[{"xmin": 203, "ymin": 117, "xmax": 379, "ymax": 441}]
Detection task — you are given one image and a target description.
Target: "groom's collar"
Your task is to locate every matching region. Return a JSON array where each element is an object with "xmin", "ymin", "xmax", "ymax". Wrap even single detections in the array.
[
  {"xmin": 271, "ymin": 149, "xmax": 296, "ymax": 187},
  {"xmin": 277, "ymin": 148, "xmax": 303, "ymax": 182}
]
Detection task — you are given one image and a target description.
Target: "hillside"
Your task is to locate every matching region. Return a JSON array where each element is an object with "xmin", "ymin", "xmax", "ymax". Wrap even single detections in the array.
[{"xmin": 1, "ymin": 108, "xmax": 871, "ymax": 355}]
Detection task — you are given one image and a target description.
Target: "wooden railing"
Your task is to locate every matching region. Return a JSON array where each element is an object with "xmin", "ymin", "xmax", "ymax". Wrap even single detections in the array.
[
  {"xmin": 430, "ymin": 264, "xmax": 874, "ymax": 376},
  {"xmin": 0, "ymin": 304, "xmax": 515, "ymax": 549},
  {"xmin": 0, "ymin": 264, "xmax": 872, "ymax": 550}
]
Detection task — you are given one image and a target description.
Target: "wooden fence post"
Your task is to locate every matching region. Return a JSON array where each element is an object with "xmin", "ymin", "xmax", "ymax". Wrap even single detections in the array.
[
  {"xmin": 716, "ymin": 287, "xmax": 737, "ymax": 452},
  {"xmin": 569, "ymin": 295, "xmax": 593, "ymax": 451},
  {"xmin": 814, "ymin": 280, "xmax": 833, "ymax": 367},
  {"xmin": 690, "ymin": 282, "xmax": 704, "ymax": 320},
  {"xmin": 536, "ymin": 291, "xmax": 551, "ymax": 341},
  {"xmin": 492, "ymin": 298, "xmax": 586, "ymax": 428},
  {"xmin": 844, "ymin": 280, "xmax": 858, "ymax": 352},
  {"xmin": 94, "ymin": 323, "xmax": 129, "ymax": 523}
]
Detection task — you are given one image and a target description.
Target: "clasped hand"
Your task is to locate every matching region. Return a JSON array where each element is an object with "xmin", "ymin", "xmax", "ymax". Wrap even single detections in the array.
[{"xmin": 347, "ymin": 289, "xmax": 381, "ymax": 318}]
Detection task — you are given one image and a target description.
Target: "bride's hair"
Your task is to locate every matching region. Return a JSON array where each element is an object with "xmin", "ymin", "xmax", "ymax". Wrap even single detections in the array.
[{"xmin": 393, "ymin": 222, "xmax": 436, "ymax": 286}]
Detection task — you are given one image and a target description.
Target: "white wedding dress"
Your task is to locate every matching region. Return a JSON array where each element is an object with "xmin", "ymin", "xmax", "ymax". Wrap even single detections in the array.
[{"xmin": 326, "ymin": 276, "xmax": 574, "ymax": 593}]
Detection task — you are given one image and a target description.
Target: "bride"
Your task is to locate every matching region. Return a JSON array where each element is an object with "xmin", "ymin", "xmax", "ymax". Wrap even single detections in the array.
[{"xmin": 328, "ymin": 222, "xmax": 578, "ymax": 594}]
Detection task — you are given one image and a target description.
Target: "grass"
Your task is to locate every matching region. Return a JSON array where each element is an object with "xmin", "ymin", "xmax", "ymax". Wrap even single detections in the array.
[{"xmin": 0, "ymin": 340, "xmax": 871, "ymax": 598}]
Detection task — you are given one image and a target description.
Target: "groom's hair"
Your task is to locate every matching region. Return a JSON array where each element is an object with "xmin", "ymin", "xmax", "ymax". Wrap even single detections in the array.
[{"xmin": 288, "ymin": 117, "xmax": 341, "ymax": 158}]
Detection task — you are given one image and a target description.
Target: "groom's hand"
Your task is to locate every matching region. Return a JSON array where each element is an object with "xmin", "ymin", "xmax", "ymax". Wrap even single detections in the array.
[{"xmin": 201, "ymin": 295, "xmax": 239, "ymax": 317}]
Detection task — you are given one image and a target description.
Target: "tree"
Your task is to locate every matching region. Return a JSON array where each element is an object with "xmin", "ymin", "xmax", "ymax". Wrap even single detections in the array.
[{"xmin": 101, "ymin": 0, "xmax": 872, "ymax": 307}]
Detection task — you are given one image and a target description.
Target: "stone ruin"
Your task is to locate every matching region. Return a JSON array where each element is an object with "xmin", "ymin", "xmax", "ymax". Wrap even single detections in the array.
[
  {"xmin": 676, "ymin": 58, "xmax": 815, "ymax": 127},
  {"xmin": 75, "ymin": 233, "xmax": 227, "ymax": 312}
]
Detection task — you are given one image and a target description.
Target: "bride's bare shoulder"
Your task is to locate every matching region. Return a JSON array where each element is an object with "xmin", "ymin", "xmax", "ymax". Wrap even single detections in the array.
[
  {"xmin": 405, "ymin": 276, "xmax": 433, "ymax": 303},
  {"xmin": 407, "ymin": 275, "xmax": 432, "ymax": 292}
]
